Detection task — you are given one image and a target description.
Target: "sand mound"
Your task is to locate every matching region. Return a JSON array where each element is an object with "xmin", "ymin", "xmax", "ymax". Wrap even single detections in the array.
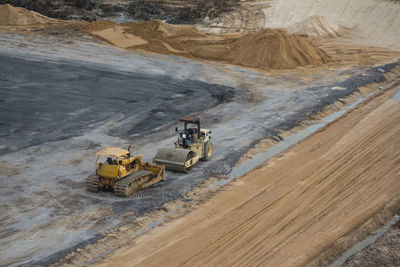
[
  {"xmin": 0, "ymin": 4, "xmax": 53, "ymax": 26},
  {"xmin": 123, "ymin": 20, "xmax": 207, "ymax": 40},
  {"xmin": 287, "ymin": 15, "xmax": 344, "ymax": 38},
  {"xmin": 91, "ymin": 27, "xmax": 149, "ymax": 49},
  {"xmin": 82, "ymin": 20, "xmax": 329, "ymax": 69},
  {"xmin": 80, "ymin": 20, "xmax": 118, "ymax": 33},
  {"xmin": 226, "ymin": 29, "xmax": 330, "ymax": 68}
]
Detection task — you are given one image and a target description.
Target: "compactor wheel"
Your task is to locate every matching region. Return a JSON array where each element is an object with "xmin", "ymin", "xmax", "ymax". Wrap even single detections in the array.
[
  {"xmin": 184, "ymin": 151, "xmax": 196, "ymax": 173},
  {"xmin": 202, "ymin": 141, "xmax": 213, "ymax": 161},
  {"xmin": 86, "ymin": 174, "xmax": 100, "ymax": 192}
]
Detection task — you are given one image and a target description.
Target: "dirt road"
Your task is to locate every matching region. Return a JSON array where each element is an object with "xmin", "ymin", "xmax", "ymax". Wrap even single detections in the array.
[{"xmin": 94, "ymin": 84, "xmax": 400, "ymax": 266}]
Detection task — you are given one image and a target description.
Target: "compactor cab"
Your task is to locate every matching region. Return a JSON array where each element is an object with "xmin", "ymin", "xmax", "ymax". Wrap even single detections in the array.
[
  {"xmin": 86, "ymin": 146, "xmax": 165, "ymax": 197},
  {"xmin": 154, "ymin": 116, "xmax": 213, "ymax": 173},
  {"xmin": 175, "ymin": 117, "xmax": 211, "ymax": 149}
]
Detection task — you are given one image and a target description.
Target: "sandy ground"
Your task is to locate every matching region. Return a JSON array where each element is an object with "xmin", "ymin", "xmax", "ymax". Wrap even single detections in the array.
[{"xmin": 84, "ymin": 82, "xmax": 400, "ymax": 267}]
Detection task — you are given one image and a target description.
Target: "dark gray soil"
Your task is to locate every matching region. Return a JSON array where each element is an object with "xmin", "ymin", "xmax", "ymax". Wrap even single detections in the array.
[{"xmin": 0, "ymin": 54, "xmax": 238, "ymax": 155}]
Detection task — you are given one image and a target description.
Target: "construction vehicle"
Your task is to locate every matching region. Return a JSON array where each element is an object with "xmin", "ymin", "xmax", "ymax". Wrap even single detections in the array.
[
  {"xmin": 86, "ymin": 146, "xmax": 165, "ymax": 197},
  {"xmin": 153, "ymin": 116, "xmax": 213, "ymax": 173}
]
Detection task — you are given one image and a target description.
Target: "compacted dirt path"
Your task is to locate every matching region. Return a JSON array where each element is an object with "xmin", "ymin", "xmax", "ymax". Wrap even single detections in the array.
[{"xmin": 93, "ymin": 83, "xmax": 400, "ymax": 267}]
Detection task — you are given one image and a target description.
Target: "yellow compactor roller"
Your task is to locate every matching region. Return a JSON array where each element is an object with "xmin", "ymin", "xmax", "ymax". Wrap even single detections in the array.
[
  {"xmin": 86, "ymin": 146, "xmax": 165, "ymax": 197},
  {"xmin": 154, "ymin": 116, "xmax": 213, "ymax": 173}
]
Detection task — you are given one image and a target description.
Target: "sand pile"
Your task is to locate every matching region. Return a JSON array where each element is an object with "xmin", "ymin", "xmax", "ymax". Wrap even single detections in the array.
[
  {"xmin": 80, "ymin": 20, "xmax": 118, "ymax": 33},
  {"xmin": 82, "ymin": 20, "xmax": 330, "ymax": 69},
  {"xmin": 226, "ymin": 29, "xmax": 330, "ymax": 68},
  {"xmin": 287, "ymin": 15, "xmax": 344, "ymax": 38},
  {"xmin": 0, "ymin": 4, "xmax": 54, "ymax": 26},
  {"xmin": 124, "ymin": 20, "xmax": 207, "ymax": 40}
]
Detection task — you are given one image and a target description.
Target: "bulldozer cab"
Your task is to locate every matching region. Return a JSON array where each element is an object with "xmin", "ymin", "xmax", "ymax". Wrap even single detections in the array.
[
  {"xmin": 96, "ymin": 147, "xmax": 130, "ymax": 165},
  {"xmin": 95, "ymin": 147, "xmax": 142, "ymax": 179}
]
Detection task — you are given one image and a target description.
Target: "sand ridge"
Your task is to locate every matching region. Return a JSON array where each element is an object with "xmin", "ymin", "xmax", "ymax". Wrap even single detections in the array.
[
  {"xmin": 0, "ymin": 4, "xmax": 56, "ymax": 26},
  {"xmin": 81, "ymin": 19, "xmax": 330, "ymax": 69},
  {"xmin": 80, "ymin": 20, "xmax": 118, "ymax": 33}
]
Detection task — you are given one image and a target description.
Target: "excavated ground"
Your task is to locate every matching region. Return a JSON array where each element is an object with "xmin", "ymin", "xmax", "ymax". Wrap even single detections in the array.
[
  {"xmin": 1, "ymin": 1, "xmax": 400, "ymax": 266},
  {"xmin": 0, "ymin": 29, "xmax": 398, "ymax": 265}
]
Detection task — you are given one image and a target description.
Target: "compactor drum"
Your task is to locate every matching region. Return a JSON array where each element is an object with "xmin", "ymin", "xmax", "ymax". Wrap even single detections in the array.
[
  {"xmin": 154, "ymin": 116, "xmax": 213, "ymax": 172},
  {"xmin": 86, "ymin": 146, "xmax": 165, "ymax": 197}
]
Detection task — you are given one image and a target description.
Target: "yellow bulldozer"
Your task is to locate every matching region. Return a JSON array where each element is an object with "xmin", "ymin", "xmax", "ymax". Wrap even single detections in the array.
[
  {"xmin": 153, "ymin": 116, "xmax": 213, "ymax": 173},
  {"xmin": 86, "ymin": 146, "xmax": 165, "ymax": 197}
]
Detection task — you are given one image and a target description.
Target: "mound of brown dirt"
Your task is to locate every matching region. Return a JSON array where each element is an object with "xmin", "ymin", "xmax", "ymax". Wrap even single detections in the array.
[
  {"xmin": 287, "ymin": 15, "xmax": 344, "ymax": 38},
  {"xmin": 82, "ymin": 20, "xmax": 330, "ymax": 69},
  {"xmin": 225, "ymin": 29, "xmax": 330, "ymax": 68},
  {"xmin": 80, "ymin": 20, "xmax": 117, "ymax": 33},
  {"xmin": 123, "ymin": 20, "xmax": 207, "ymax": 40},
  {"xmin": 0, "ymin": 3, "xmax": 54, "ymax": 26}
]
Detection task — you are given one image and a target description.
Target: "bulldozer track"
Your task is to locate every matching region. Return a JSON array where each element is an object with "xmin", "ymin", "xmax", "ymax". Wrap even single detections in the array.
[
  {"xmin": 131, "ymin": 191, "xmax": 153, "ymax": 199},
  {"xmin": 114, "ymin": 170, "xmax": 153, "ymax": 197},
  {"xmin": 131, "ymin": 188, "xmax": 175, "ymax": 199},
  {"xmin": 85, "ymin": 174, "xmax": 99, "ymax": 192}
]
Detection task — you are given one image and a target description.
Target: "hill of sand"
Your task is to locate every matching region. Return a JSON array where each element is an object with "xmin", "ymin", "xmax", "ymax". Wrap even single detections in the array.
[
  {"xmin": 124, "ymin": 20, "xmax": 207, "ymax": 40},
  {"xmin": 80, "ymin": 20, "xmax": 118, "ymax": 33},
  {"xmin": 225, "ymin": 29, "xmax": 329, "ymax": 68},
  {"xmin": 0, "ymin": 4, "xmax": 54, "ymax": 26},
  {"xmin": 82, "ymin": 20, "xmax": 329, "ymax": 69},
  {"xmin": 287, "ymin": 15, "xmax": 344, "ymax": 38}
]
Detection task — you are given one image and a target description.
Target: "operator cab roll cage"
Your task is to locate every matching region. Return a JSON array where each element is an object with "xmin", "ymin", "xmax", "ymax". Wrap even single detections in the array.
[
  {"xmin": 95, "ymin": 145, "xmax": 135, "ymax": 168},
  {"xmin": 176, "ymin": 116, "xmax": 201, "ymax": 138}
]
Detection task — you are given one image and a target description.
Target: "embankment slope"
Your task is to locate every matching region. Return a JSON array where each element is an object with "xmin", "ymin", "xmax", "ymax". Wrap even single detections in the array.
[{"xmin": 201, "ymin": 0, "xmax": 400, "ymax": 50}]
